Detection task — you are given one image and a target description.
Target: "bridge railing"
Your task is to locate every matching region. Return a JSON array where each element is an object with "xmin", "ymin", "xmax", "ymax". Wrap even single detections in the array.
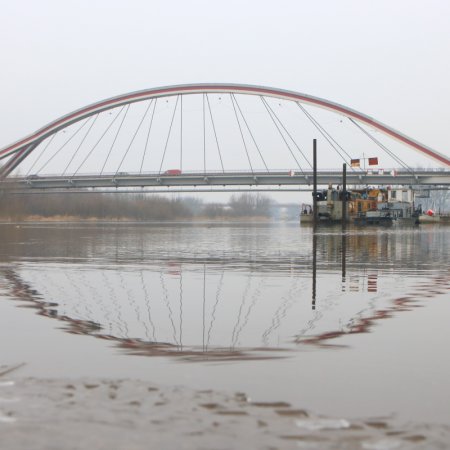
[{"xmin": 6, "ymin": 167, "xmax": 449, "ymax": 180}]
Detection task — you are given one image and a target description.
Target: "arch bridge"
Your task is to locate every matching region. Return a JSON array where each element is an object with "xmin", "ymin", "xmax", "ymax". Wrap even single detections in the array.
[{"xmin": 1, "ymin": 84, "xmax": 449, "ymax": 192}]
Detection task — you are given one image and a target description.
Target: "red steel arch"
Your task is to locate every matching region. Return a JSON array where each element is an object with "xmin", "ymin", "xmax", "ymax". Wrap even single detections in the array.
[{"xmin": 1, "ymin": 83, "xmax": 449, "ymax": 177}]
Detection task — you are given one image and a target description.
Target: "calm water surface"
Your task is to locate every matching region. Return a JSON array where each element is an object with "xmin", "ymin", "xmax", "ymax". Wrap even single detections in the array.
[{"xmin": 0, "ymin": 222, "xmax": 449, "ymax": 423}]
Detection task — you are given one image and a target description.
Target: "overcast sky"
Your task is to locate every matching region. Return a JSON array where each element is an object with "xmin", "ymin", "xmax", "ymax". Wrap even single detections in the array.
[{"xmin": 1, "ymin": 0, "xmax": 449, "ymax": 193}]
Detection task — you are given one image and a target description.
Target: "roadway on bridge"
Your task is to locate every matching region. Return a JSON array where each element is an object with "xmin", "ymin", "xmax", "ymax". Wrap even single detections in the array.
[{"xmin": 1, "ymin": 169, "xmax": 449, "ymax": 193}]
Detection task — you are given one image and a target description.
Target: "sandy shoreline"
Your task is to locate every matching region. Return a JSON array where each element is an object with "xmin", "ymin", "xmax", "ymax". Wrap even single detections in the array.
[{"xmin": 1, "ymin": 366, "xmax": 449, "ymax": 450}]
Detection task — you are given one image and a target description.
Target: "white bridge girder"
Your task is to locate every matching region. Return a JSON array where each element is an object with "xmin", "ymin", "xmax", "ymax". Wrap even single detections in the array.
[{"xmin": 2, "ymin": 170, "xmax": 449, "ymax": 192}]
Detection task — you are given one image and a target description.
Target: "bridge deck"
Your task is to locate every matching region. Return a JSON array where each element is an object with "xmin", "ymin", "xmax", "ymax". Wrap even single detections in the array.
[{"xmin": 1, "ymin": 170, "xmax": 449, "ymax": 192}]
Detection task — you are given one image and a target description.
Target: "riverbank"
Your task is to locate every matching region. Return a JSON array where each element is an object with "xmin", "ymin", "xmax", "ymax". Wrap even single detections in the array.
[
  {"xmin": 0, "ymin": 191, "xmax": 275, "ymax": 222},
  {"xmin": 1, "ymin": 368, "xmax": 448, "ymax": 450},
  {"xmin": 0, "ymin": 214, "xmax": 273, "ymax": 223}
]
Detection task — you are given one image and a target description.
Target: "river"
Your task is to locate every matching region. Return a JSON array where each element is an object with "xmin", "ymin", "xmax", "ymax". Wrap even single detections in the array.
[{"xmin": 0, "ymin": 222, "xmax": 449, "ymax": 424}]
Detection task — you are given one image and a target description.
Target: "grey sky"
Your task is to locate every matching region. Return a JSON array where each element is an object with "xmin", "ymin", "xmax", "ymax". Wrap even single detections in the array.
[{"xmin": 1, "ymin": 0, "xmax": 449, "ymax": 179}]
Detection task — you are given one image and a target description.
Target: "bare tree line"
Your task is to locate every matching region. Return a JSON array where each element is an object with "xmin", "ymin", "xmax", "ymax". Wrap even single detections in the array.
[{"xmin": 0, "ymin": 190, "xmax": 274, "ymax": 221}]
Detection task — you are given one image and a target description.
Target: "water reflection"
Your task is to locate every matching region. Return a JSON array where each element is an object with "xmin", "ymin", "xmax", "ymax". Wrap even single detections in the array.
[
  {"xmin": 312, "ymin": 230, "xmax": 317, "ymax": 310},
  {"xmin": 341, "ymin": 232, "xmax": 346, "ymax": 282},
  {"xmin": 0, "ymin": 224, "xmax": 449, "ymax": 360}
]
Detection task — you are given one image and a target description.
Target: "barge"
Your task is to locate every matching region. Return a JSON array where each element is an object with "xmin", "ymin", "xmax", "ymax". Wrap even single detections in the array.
[{"xmin": 301, "ymin": 185, "xmax": 420, "ymax": 226}]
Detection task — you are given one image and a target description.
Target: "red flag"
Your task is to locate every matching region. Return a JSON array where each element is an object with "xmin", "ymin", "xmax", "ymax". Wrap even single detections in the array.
[
  {"xmin": 350, "ymin": 158, "xmax": 360, "ymax": 167},
  {"xmin": 368, "ymin": 157, "xmax": 378, "ymax": 166}
]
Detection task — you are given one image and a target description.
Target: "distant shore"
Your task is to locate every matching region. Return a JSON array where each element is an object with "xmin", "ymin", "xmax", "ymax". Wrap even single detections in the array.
[{"xmin": 0, "ymin": 214, "xmax": 274, "ymax": 223}]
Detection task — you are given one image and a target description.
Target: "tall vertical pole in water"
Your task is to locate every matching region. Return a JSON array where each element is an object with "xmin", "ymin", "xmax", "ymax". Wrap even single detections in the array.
[
  {"xmin": 313, "ymin": 139, "xmax": 318, "ymax": 226},
  {"xmin": 342, "ymin": 163, "xmax": 347, "ymax": 227},
  {"xmin": 312, "ymin": 139, "xmax": 317, "ymax": 309},
  {"xmin": 341, "ymin": 163, "xmax": 347, "ymax": 281}
]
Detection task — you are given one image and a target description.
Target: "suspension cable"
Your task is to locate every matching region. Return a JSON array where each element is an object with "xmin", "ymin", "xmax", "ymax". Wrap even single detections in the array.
[
  {"xmin": 115, "ymin": 100, "xmax": 153, "ymax": 175},
  {"xmin": 206, "ymin": 94, "xmax": 225, "ymax": 173},
  {"xmin": 73, "ymin": 106, "xmax": 125, "ymax": 177},
  {"xmin": 100, "ymin": 104, "xmax": 130, "ymax": 175},
  {"xmin": 261, "ymin": 97, "xmax": 311, "ymax": 170},
  {"xmin": 260, "ymin": 96, "xmax": 305, "ymax": 173},
  {"xmin": 158, "ymin": 95, "xmax": 179, "ymax": 174},
  {"xmin": 230, "ymin": 94, "xmax": 253, "ymax": 173},
  {"xmin": 26, "ymin": 132, "xmax": 57, "ymax": 175},
  {"xmin": 231, "ymin": 94, "xmax": 269, "ymax": 172},
  {"xmin": 348, "ymin": 118, "xmax": 413, "ymax": 172},
  {"xmin": 63, "ymin": 114, "xmax": 99, "ymax": 176},
  {"xmin": 296, "ymin": 102, "xmax": 354, "ymax": 167},
  {"xmin": 140, "ymin": 99, "xmax": 157, "ymax": 174},
  {"xmin": 36, "ymin": 118, "xmax": 92, "ymax": 174}
]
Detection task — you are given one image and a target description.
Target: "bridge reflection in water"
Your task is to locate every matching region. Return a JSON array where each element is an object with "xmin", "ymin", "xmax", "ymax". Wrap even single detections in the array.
[{"xmin": 0, "ymin": 225, "xmax": 448, "ymax": 361}]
